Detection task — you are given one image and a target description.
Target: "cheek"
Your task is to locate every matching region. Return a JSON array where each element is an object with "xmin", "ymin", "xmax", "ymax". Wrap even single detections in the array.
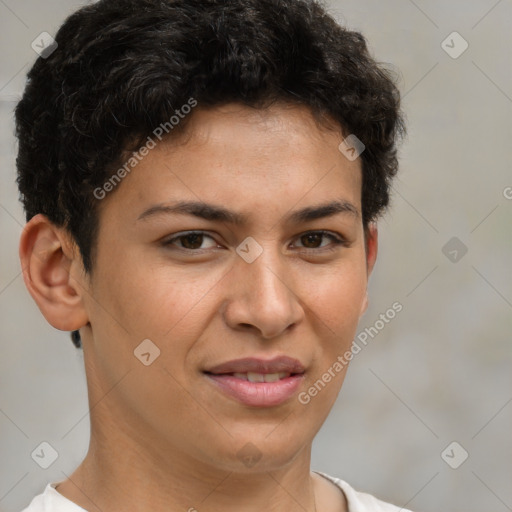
[
  {"xmin": 305, "ymin": 262, "xmax": 367, "ymax": 338},
  {"xmin": 96, "ymin": 251, "xmax": 221, "ymax": 339},
  {"xmin": 299, "ymin": 269, "xmax": 367, "ymax": 422}
]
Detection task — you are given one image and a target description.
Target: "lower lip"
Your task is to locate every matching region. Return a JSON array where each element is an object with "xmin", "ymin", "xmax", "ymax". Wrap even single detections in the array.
[{"xmin": 205, "ymin": 373, "xmax": 304, "ymax": 407}]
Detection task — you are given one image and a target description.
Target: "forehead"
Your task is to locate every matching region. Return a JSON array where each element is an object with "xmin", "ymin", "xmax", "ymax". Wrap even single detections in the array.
[{"xmin": 99, "ymin": 103, "xmax": 363, "ymax": 225}]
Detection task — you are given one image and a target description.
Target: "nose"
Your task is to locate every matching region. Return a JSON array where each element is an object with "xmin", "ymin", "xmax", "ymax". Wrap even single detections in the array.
[{"xmin": 222, "ymin": 249, "xmax": 304, "ymax": 339}]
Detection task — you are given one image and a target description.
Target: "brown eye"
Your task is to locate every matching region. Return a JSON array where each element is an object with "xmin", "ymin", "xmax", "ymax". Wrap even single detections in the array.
[
  {"xmin": 300, "ymin": 233, "xmax": 324, "ymax": 248},
  {"xmin": 162, "ymin": 231, "xmax": 218, "ymax": 251},
  {"xmin": 294, "ymin": 231, "xmax": 344, "ymax": 250},
  {"xmin": 180, "ymin": 233, "xmax": 204, "ymax": 249}
]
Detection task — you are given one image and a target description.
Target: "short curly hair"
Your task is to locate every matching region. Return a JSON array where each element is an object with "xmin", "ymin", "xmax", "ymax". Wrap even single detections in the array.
[{"xmin": 15, "ymin": 0, "xmax": 405, "ymax": 348}]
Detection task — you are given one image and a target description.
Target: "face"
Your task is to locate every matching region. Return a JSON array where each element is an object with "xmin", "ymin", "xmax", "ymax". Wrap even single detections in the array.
[{"xmin": 71, "ymin": 103, "xmax": 376, "ymax": 473}]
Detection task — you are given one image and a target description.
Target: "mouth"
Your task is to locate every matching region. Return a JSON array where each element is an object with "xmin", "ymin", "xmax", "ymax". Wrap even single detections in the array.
[
  {"xmin": 203, "ymin": 356, "xmax": 306, "ymax": 407},
  {"xmin": 229, "ymin": 371, "xmax": 292, "ymax": 382}
]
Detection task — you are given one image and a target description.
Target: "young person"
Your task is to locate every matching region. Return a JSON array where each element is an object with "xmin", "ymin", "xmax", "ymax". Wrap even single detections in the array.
[{"xmin": 16, "ymin": 0, "xmax": 407, "ymax": 510}]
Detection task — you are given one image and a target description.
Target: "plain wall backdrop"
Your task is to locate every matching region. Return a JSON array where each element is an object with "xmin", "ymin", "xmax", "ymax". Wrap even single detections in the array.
[{"xmin": 1, "ymin": 1, "xmax": 511, "ymax": 511}]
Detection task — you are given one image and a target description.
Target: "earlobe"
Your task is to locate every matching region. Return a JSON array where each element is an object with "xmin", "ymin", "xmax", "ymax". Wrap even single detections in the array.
[{"xmin": 19, "ymin": 214, "xmax": 89, "ymax": 332}]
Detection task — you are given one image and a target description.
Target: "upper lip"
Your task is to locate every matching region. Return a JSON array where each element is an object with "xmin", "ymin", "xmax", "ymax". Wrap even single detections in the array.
[{"xmin": 205, "ymin": 356, "xmax": 306, "ymax": 375}]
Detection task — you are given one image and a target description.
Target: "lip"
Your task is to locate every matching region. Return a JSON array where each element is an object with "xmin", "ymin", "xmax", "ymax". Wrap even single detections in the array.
[
  {"xmin": 205, "ymin": 373, "xmax": 304, "ymax": 407},
  {"xmin": 205, "ymin": 356, "xmax": 306, "ymax": 375},
  {"xmin": 204, "ymin": 356, "xmax": 306, "ymax": 407}
]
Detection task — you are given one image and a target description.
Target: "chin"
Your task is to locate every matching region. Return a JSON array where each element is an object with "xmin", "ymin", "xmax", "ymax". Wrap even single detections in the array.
[{"xmin": 201, "ymin": 428, "xmax": 310, "ymax": 474}]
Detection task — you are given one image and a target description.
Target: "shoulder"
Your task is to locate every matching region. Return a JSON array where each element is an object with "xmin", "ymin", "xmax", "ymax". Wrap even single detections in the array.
[
  {"xmin": 20, "ymin": 483, "xmax": 87, "ymax": 512},
  {"xmin": 315, "ymin": 472, "xmax": 414, "ymax": 512},
  {"xmin": 22, "ymin": 476, "xmax": 413, "ymax": 512}
]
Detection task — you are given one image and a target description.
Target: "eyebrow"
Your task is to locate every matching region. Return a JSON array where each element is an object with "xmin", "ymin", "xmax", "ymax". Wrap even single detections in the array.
[{"xmin": 136, "ymin": 199, "xmax": 359, "ymax": 225}]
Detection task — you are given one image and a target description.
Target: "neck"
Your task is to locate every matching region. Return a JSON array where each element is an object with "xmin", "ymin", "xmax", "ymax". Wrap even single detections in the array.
[{"xmin": 57, "ymin": 419, "xmax": 318, "ymax": 512}]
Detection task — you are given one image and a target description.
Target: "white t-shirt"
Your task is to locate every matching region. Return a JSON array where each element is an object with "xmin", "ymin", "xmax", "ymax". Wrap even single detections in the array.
[{"xmin": 20, "ymin": 472, "xmax": 413, "ymax": 512}]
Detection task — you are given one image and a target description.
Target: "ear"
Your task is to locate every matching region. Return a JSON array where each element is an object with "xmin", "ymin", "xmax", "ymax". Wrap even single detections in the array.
[
  {"xmin": 359, "ymin": 222, "xmax": 378, "ymax": 317},
  {"xmin": 19, "ymin": 213, "xmax": 89, "ymax": 331}
]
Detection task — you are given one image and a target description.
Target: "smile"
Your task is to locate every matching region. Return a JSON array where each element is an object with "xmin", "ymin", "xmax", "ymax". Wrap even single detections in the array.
[
  {"xmin": 232, "ymin": 372, "xmax": 290, "ymax": 382},
  {"xmin": 203, "ymin": 356, "xmax": 306, "ymax": 407}
]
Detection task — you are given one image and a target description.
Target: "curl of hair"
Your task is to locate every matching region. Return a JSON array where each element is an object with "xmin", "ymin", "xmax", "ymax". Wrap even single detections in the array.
[{"xmin": 15, "ymin": 0, "xmax": 405, "ymax": 349}]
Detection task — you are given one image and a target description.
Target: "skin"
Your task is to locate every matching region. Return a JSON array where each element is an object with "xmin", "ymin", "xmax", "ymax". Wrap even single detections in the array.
[{"xmin": 19, "ymin": 103, "xmax": 377, "ymax": 512}]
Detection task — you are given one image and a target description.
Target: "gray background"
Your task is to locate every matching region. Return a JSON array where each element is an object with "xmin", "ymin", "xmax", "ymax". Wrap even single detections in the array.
[{"xmin": 1, "ymin": 1, "xmax": 511, "ymax": 511}]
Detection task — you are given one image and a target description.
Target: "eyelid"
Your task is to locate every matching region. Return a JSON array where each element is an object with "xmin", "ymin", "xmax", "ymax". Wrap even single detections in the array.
[
  {"xmin": 291, "ymin": 230, "xmax": 348, "ymax": 250},
  {"xmin": 161, "ymin": 230, "xmax": 220, "ymax": 250}
]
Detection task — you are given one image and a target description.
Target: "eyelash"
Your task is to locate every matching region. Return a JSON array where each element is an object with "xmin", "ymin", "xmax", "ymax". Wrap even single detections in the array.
[{"xmin": 161, "ymin": 230, "xmax": 347, "ymax": 253}]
